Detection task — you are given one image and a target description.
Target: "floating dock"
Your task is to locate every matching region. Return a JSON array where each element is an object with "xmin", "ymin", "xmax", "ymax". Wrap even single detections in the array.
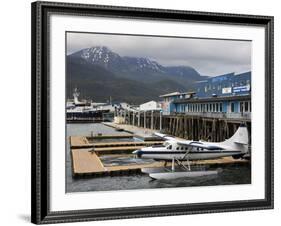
[
  {"xmin": 70, "ymin": 135, "xmax": 249, "ymax": 177},
  {"xmin": 70, "ymin": 136, "xmax": 164, "ymax": 152},
  {"xmin": 71, "ymin": 148, "xmax": 249, "ymax": 177}
]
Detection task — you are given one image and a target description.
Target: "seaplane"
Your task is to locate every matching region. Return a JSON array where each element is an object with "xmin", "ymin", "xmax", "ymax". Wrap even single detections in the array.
[{"xmin": 133, "ymin": 124, "xmax": 249, "ymax": 180}]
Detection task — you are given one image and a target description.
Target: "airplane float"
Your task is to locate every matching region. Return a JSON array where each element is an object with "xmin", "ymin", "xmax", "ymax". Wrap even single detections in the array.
[{"xmin": 133, "ymin": 124, "xmax": 249, "ymax": 180}]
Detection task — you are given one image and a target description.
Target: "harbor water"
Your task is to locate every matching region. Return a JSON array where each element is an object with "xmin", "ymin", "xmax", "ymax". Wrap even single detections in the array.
[{"xmin": 66, "ymin": 123, "xmax": 251, "ymax": 193}]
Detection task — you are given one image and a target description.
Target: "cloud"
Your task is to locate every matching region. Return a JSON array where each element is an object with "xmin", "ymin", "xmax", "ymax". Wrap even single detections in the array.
[{"xmin": 67, "ymin": 32, "xmax": 251, "ymax": 76}]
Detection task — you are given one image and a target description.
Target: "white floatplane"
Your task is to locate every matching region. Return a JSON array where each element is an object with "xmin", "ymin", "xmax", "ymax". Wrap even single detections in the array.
[{"xmin": 133, "ymin": 124, "xmax": 249, "ymax": 180}]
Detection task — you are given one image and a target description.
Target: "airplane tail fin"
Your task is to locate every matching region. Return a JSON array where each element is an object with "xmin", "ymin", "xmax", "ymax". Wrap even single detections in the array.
[{"xmin": 221, "ymin": 124, "xmax": 249, "ymax": 153}]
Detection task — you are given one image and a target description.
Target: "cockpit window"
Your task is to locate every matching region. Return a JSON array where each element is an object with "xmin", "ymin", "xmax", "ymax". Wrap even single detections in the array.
[
  {"xmin": 163, "ymin": 141, "xmax": 170, "ymax": 147},
  {"xmin": 167, "ymin": 145, "xmax": 172, "ymax": 150}
]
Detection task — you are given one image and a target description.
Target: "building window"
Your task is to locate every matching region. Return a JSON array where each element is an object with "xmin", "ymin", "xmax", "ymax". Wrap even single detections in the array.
[
  {"xmin": 245, "ymin": 101, "xmax": 249, "ymax": 112},
  {"xmin": 240, "ymin": 102, "xmax": 244, "ymax": 113},
  {"xmin": 220, "ymin": 103, "xmax": 223, "ymax": 112},
  {"xmin": 231, "ymin": 102, "xmax": 235, "ymax": 113}
]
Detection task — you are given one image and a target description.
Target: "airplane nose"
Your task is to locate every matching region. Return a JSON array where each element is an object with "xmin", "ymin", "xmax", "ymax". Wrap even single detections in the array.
[{"xmin": 133, "ymin": 150, "xmax": 142, "ymax": 158}]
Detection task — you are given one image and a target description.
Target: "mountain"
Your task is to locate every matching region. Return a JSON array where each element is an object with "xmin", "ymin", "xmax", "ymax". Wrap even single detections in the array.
[
  {"xmin": 67, "ymin": 57, "xmax": 186, "ymax": 104},
  {"xmin": 165, "ymin": 66, "xmax": 209, "ymax": 81},
  {"xmin": 67, "ymin": 46, "xmax": 209, "ymax": 104}
]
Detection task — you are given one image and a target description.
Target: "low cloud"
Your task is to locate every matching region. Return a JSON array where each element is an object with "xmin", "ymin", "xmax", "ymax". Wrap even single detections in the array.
[{"xmin": 67, "ymin": 32, "xmax": 251, "ymax": 76}]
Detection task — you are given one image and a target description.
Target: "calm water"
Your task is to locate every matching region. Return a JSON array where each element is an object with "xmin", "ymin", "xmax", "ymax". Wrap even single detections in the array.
[{"xmin": 66, "ymin": 123, "xmax": 251, "ymax": 193}]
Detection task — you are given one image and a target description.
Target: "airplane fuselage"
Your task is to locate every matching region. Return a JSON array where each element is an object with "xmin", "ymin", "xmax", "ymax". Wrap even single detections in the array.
[
  {"xmin": 136, "ymin": 146, "xmax": 243, "ymax": 161},
  {"xmin": 134, "ymin": 125, "xmax": 248, "ymax": 162}
]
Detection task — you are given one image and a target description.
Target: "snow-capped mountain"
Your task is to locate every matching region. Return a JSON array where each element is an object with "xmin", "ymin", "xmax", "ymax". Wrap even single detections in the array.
[
  {"xmin": 68, "ymin": 46, "xmax": 207, "ymax": 83},
  {"xmin": 122, "ymin": 56, "xmax": 166, "ymax": 73},
  {"xmin": 67, "ymin": 46, "xmax": 209, "ymax": 103},
  {"xmin": 69, "ymin": 46, "xmax": 168, "ymax": 75}
]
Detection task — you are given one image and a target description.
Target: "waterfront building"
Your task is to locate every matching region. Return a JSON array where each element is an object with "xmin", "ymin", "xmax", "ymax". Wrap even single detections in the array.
[
  {"xmin": 139, "ymin": 100, "xmax": 162, "ymax": 111},
  {"xmin": 160, "ymin": 71, "xmax": 251, "ymax": 120}
]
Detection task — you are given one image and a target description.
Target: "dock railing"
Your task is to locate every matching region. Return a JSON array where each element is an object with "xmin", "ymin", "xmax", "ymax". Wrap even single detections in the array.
[{"xmin": 174, "ymin": 112, "xmax": 251, "ymax": 120}]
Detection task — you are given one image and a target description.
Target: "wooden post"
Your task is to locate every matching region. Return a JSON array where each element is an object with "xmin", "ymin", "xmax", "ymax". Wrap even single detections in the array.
[
  {"xmin": 159, "ymin": 110, "xmax": 162, "ymax": 131},
  {"xmin": 144, "ymin": 111, "xmax": 146, "ymax": 129},
  {"xmin": 132, "ymin": 111, "xmax": 135, "ymax": 126},
  {"xmin": 151, "ymin": 110, "xmax": 154, "ymax": 130},
  {"xmin": 138, "ymin": 111, "xmax": 140, "ymax": 127},
  {"xmin": 169, "ymin": 117, "xmax": 172, "ymax": 134}
]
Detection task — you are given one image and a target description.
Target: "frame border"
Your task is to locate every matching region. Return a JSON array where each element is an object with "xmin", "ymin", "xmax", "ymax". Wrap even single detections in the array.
[{"xmin": 31, "ymin": 1, "xmax": 274, "ymax": 224}]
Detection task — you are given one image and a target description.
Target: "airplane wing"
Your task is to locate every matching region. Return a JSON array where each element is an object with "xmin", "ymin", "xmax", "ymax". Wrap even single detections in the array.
[
  {"xmin": 176, "ymin": 141, "xmax": 225, "ymax": 150},
  {"xmin": 154, "ymin": 133, "xmax": 225, "ymax": 150},
  {"xmin": 153, "ymin": 132, "xmax": 177, "ymax": 141}
]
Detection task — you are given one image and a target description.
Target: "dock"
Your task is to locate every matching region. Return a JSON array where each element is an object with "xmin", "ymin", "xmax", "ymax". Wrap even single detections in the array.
[
  {"xmin": 102, "ymin": 122, "xmax": 163, "ymax": 141},
  {"xmin": 71, "ymin": 148, "xmax": 249, "ymax": 177},
  {"xmin": 88, "ymin": 134, "xmax": 134, "ymax": 140},
  {"xmin": 72, "ymin": 149, "xmax": 105, "ymax": 174},
  {"xmin": 70, "ymin": 134, "xmax": 249, "ymax": 177},
  {"xmin": 70, "ymin": 135, "xmax": 164, "ymax": 151}
]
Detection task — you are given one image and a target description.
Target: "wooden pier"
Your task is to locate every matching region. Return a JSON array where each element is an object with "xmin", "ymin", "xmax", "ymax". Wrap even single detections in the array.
[
  {"xmin": 118, "ymin": 112, "xmax": 251, "ymax": 143},
  {"xmin": 102, "ymin": 122, "xmax": 163, "ymax": 141}
]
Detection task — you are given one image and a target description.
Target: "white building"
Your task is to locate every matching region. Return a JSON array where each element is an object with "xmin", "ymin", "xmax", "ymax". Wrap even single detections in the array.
[{"xmin": 139, "ymin": 101, "xmax": 162, "ymax": 111}]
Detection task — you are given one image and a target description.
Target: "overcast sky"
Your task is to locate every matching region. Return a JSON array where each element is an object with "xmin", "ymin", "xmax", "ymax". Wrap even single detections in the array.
[{"xmin": 67, "ymin": 32, "xmax": 251, "ymax": 76}]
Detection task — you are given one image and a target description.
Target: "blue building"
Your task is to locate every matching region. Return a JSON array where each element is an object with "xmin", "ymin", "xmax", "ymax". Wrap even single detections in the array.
[{"xmin": 160, "ymin": 71, "xmax": 251, "ymax": 120}]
